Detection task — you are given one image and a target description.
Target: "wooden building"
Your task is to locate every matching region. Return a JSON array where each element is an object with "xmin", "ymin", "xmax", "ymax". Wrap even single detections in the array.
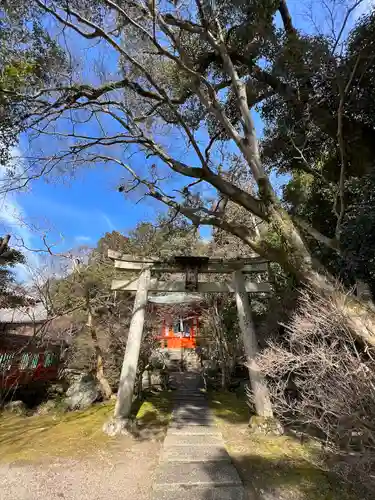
[
  {"xmin": 0, "ymin": 303, "xmax": 62, "ymax": 390},
  {"xmin": 148, "ymin": 293, "xmax": 203, "ymax": 350},
  {"xmin": 158, "ymin": 315, "xmax": 199, "ymax": 349}
]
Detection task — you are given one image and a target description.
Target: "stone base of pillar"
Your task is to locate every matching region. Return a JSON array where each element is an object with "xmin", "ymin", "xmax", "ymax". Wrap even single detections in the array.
[
  {"xmin": 248, "ymin": 415, "xmax": 284, "ymax": 436},
  {"xmin": 102, "ymin": 417, "xmax": 133, "ymax": 436}
]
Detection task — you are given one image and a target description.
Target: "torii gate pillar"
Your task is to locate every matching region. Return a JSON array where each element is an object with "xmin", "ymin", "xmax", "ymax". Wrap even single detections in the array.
[
  {"xmin": 233, "ymin": 270, "xmax": 273, "ymax": 418},
  {"xmin": 115, "ymin": 268, "xmax": 151, "ymax": 420}
]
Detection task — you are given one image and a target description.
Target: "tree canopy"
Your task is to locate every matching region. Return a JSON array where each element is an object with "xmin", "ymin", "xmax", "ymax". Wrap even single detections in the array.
[
  {"xmin": 0, "ymin": 235, "xmax": 26, "ymax": 307},
  {"xmin": 0, "ymin": 2, "xmax": 66, "ymax": 166},
  {"xmin": 1, "ymin": 0, "xmax": 374, "ymax": 294}
]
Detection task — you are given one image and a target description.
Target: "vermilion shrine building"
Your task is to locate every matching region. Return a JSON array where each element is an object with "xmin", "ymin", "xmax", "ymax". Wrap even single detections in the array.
[{"xmin": 158, "ymin": 314, "xmax": 199, "ymax": 349}]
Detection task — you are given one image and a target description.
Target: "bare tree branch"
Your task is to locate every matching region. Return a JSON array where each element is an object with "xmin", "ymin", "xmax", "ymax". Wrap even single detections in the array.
[
  {"xmin": 289, "ymin": 135, "xmax": 332, "ymax": 185},
  {"xmin": 278, "ymin": 0, "xmax": 298, "ymax": 36},
  {"xmin": 332, "ymin": 0, "xmax": 365, "ymax": 54},
  {"xmin": 294, "ymin": 216, "xmax": 340, "ymax": 252}
]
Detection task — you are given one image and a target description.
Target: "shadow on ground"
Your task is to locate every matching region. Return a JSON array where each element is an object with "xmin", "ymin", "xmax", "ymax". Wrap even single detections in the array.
[
  {"xmin": 130, "ymin": 390, "xmax": 173, "ymax": 441},
  {"xmin": 231, "ymin": 452, "xmax": 357, "ymax": 500},
  {"xmin": 184, "ymin": 448, "xmax": 358, "ymax": 500},
  {"xmin": 207, "ymin": 390, "xmax": 359, "ymax": 500}
]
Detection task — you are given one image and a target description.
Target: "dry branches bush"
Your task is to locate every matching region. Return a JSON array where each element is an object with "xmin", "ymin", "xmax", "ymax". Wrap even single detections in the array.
[
  {"xmin": 65, "ymin": 301, "xmax": 160, "ymax": 393},
  {"xmin": 258, "ymin": 285, "xmax": 375, "ymax": 495}
]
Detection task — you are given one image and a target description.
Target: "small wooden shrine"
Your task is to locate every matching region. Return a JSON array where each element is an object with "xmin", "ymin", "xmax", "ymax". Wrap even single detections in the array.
[
  {"xmin": 158, "ymin": 314, "xmax": 199, "ymax": 349},
  {"xmin": 147, "ymin": 291, "xmax": 204, "ymax": 349}
]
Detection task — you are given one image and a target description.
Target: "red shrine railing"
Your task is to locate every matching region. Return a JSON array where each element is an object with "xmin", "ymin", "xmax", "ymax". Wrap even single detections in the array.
[{"xmin": 0, "ymin": 335, "xmax": 62, "ymax": 390}]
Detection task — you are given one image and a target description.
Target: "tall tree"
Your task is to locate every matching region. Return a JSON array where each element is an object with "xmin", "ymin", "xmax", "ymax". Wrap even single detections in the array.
[
  {"xmin": 264, "ymin": 9, "xmax": 375, "ymax": 292},
  {"xmin": 0, "ymin": 2, "xmax": 66, "ymax": 167},
  {"xmin": 1, "ymin": 1, "xmax": 374, "ymax": 343},
  {"xmin": 51, "ymin": 219, "xmax": 205, "ymax": 397},
  {"xmin": 0, "ymin": 235, "xmax": 26, "ymax": 307}
]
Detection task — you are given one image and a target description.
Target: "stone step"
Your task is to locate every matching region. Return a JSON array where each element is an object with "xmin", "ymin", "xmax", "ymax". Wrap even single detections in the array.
[
  {"xmin": 174, "ymin": 388, "xmax": 203, "ymax": 394},
  {"xmin": 154, "ymin": 461, "xmax": 242, "ymax": 488},
  {"xmin": 172, "ymin": 400, "xmax": 207, "ymax": 407},
  {"xmin": 164, "ymin": 433, "xmax": 224, "ymax": 447},
  {"xmin": 172, "ymin": 409, "xmax": 211, "ymax": 417},
  {"xmin": 152, "ymin": 485, "xmax": 244, "ymax": 500},
  {"xmin": 170, "ymin": 419, "xmax": 214, "ymax": 428},
  {"xmin": 172, "ymin": 414, "xmax": 211, "ymax": 423},
  {"xmin": 174, "ymin": 382, "xmax": 203, "ymax": 388},
  {"xmin": 173, "ymin": 408, "xmax": 210, "ymax": 417},
  {"xmin": 173, "ymin": 407, "xmax": 210, "ymax": 414},
  {"xmin": 167, "ymin": 426, "xmax": 221, "ymax": 436},
  {"xmin": 172, "ymin": 411, "xmax": 211, "ymax": 418},
  {"xmin": 172, "ymin": 399, "xmax": 207, "ymax": 406},
  {"xmin": 162, "ymin": 445, "xmax": 231, "ymax": 462},
  {"xmin": 176, "ymin": 384, "xmax": 203, "ymax": 389},
  {"xmin": 173, "ymin": 393, "xmax": 206, "ymax": 400},
  {"xmin": 171, "ymin": 413, "xmax": 212, "ymax": 420},
  {"xmin": 173, "ymin": 401, "xmax": 209, "ymax": 409}
]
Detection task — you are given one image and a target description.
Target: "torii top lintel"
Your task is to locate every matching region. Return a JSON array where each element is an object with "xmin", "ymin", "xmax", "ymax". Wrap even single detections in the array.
[{"xmin": 108, "ymin": 250, "xmax": 271, "ymax": 294}]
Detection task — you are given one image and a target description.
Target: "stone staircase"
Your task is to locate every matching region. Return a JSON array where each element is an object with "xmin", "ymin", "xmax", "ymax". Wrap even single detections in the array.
[
  {"xmin": 163, "ymin": 348, "xmax": 201, "ymax": 372},
  {"xmin": 152, "ymin": 369, "xmax": 245, "ymax": 500}
]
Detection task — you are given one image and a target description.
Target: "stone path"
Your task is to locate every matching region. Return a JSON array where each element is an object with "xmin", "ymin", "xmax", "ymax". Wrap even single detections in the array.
[{"xmin": 152, "ymin": 372, "xmax": 245, "ymax": 500}]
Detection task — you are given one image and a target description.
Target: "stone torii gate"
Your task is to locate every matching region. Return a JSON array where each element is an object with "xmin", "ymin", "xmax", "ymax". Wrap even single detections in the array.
[{"xmin": 105, "ymin": 251, "xmax": 273, "ymax": 433}]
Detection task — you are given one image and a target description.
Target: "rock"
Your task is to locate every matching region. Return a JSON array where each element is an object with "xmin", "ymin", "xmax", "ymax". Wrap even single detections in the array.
[
  {"xmin": 142, "ymin": 369, "xmax": 169, "ymax": 390},
  {"xmin": 64, "ymin": 373, "xmax": 101, "ymax": 410},
  {"xmin": 202, "ymin": 360, "xmax": 220, "ymax": 379},
  {"xmin": 4, "ymin": 400, "xmax": 27, "ymax": 415},
  {"xmin": 47, "ymin": 383, "xmax": 66, "ymax": 398},
  {"xmin": 35, "ymin": 399, "xmax": 57, "ymax": 415},
  {"xmin": 102, "ymin": 417, "xmax": 133, "ymax": 436},
  {"xmin": 248, "ymin": 415, "xmax": 284, "ymax": 436},
  {"xmin": 202, "ymin": 359, "xmax": 219, "ymax": 372},
  {"xmin": 63, "ymin": 368, "xmax": 86, "ymax": 385},
  {"xmin": 149, "ymin": 350, "xmax": 168, "ymax": 369}
]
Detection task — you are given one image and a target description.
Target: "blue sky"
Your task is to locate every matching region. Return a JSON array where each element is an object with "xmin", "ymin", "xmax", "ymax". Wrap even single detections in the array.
[
  {"xmin": 0, "ymin": 0, "xmax": 371, "ymax": 280},
  {"xmin": 16, "ymin": 148, "xmax": 158, "ymax": 246}
]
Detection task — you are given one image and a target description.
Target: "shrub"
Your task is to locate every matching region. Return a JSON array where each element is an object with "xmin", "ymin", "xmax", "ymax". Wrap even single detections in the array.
[{"xmin": 258, "ymin": 285, "xmax": 375, "ymax": 497}]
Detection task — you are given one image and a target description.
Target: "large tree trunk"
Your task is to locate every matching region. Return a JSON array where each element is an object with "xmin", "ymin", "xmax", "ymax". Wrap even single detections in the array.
[{"xmin": 260, "ymin": 193, "xmax": 375, "ymax": 347}]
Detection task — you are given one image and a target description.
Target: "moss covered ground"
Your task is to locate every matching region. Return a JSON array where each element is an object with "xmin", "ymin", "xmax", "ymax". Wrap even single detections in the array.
[
  {"xmin": 0, "ymin": 391, "xmax": 172, "ymax": 464},
  {"xmin": 209, "ymin": 391, "xmax": 357, "ymax": 500}
]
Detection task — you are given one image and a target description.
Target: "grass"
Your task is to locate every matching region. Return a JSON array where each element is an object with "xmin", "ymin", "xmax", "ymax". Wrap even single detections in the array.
[
  {"xmin": 0, "ymin": 391, "xmax": 172, "ymax": 464},
  {"xmin": 209, "ymin": 391, "xmax": 357, "ymax": 500}
]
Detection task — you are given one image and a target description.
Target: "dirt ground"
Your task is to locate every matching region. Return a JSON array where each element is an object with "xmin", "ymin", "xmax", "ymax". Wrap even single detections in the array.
[{"xmin": 0, "ymin": 440, "xmax": 161, "ymax": 500}]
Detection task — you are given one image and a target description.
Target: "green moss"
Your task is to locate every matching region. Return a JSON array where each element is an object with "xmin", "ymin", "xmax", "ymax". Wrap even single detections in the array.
[
  {"xmin": 0, "ymin": 401, "xmax": 116, "ymax": 463},
  {"xmin": 209, "ymin": 391, "xmax": 356, "ymax": 500},
  {"xmin": 0, "ymin": 391, "xmax": 173, "ymax": 464},
  {"xmin": 209, "ymin": 390, "xmax": 250, "ymax": 424},
  {"xmin": 135, "ymin": 391, "xmax": 172, "ymax": 425}
]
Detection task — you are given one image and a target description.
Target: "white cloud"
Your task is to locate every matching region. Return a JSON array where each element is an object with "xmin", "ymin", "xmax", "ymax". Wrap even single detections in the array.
[
  {"xmin": 0, "ymin": 147, "xmax": 40, "ymax": 282},
  {"xmin": 101, "ymin": 212, "xmax": 115, "ymax": 231},
  {"xmin": 75, "ymin": 235, "xmax": 92, "ymax": 243}
]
